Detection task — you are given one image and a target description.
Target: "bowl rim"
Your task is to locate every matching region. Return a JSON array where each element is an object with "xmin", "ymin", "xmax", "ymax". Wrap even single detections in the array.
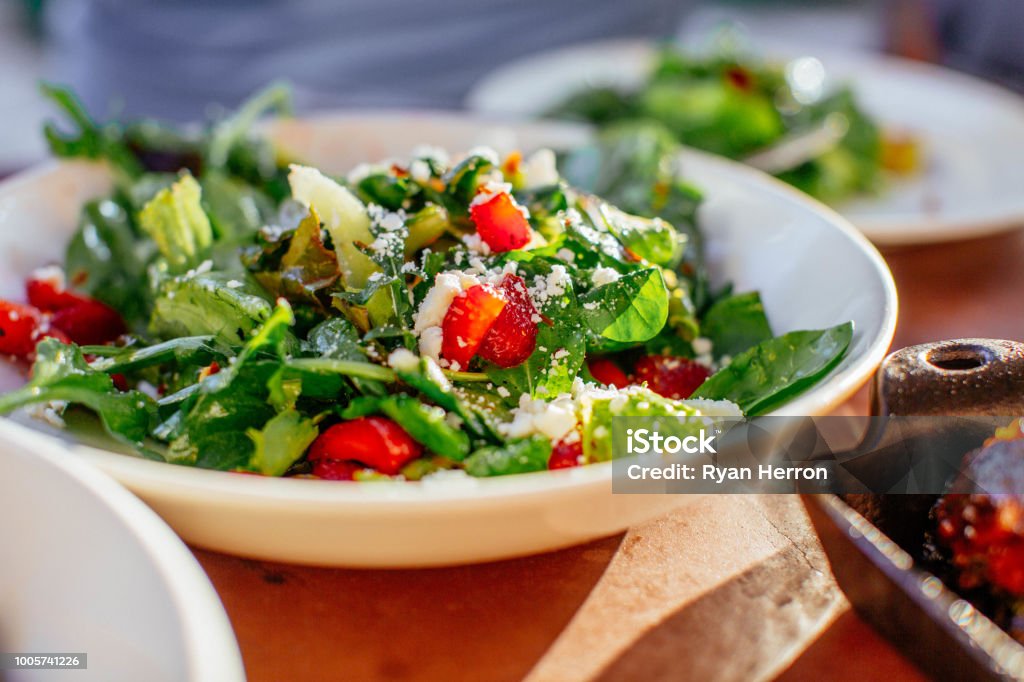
[
  {"xmin": 0, "ymin": 112, "xmax": 897, "ymax": 507},
  {"xmin": 0, "ymin": 419, "xmax": 245, "ymax": 681}
]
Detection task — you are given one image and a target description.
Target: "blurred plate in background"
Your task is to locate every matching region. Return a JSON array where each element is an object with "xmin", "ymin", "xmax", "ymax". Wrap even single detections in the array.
[
  {"xmin": 467, "ymin": 39, "xmax": 1024, "ymax": 245},
  {"xmin": 0, "ymin": 420, "xmax": 244, "ymax": 682}
]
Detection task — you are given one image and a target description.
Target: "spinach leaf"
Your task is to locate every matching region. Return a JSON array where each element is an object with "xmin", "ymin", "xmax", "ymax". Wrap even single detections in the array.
[
  {"xmin": 65, "ymin": 199, "xmax": 155, "ymax": 329},
  {"xmin": 138, "ymin": 173, "xmax": 214, "ymax": 273},
  {"xmin": 700, "ymin": 291, "xmax": 773, "ymax": 359},
  {"xmin": 463, "ymin": 435, "xmax": 552, "ymax": 477},
  {"xmin": 692, "ymin": 322, "xmax": 853, "ymax": 415},
  {"xmin": 580, "ymin": 267, "xmax": 668, "ymax": 344},
  {"xmin": 0, "ymin": 339, "xmax": 157, "ymax": 449},
  {"xmin": 246, "ymin": 409, "xmax": 318, "ymax": 476},
  {"xmin": 339, "ymin": 394, "xmax": 470, "ymax": 460}
]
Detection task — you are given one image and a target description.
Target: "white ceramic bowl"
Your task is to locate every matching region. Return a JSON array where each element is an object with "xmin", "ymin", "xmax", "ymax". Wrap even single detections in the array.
[
  {"xmin": 468, "ymin": 39, "xmax": 1024, "ymax": 245},
  {"xmin": 0, "ymin": 420, "xmax": 244, "ymax": 682},
  {"xmin": 0, "ymin": 113, "xmax": 896, "ymax": 567}
]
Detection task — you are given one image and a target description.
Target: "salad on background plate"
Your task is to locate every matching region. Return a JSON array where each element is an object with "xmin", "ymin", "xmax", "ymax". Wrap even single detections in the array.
[
  {"xmin": 0, "ymin": 86, "xmax": 853, "ymax": 482},
  {"xmin": 548, "ymin": 45, "xmax": 918, "ymax": 204}
]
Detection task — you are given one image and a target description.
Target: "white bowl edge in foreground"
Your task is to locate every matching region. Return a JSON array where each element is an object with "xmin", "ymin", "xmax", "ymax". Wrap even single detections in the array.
[{"xmin": 0, "ymin": 420, "xmax": 244, "ymax": 682}]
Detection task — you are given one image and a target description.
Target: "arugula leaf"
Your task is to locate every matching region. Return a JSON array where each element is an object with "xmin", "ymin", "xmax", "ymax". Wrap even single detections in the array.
[
  {"xmin": 700, "ymin": 291, "xmax": 773, "ymax": 359},
  {"xmin": 339, "ymin": 394, "xmax": 470, "ymax": 460},
  {"xmin": 692, "ymin": 322, "xmax": 853, "ymax": 415},
  {"xmin": 580, "ymin": 267, "xmax": 668, "ymax": 344},
  {"xmin": 138, "ymin": 173, "xmax": 214, "ymax": 273},
  {"xmin": 246, "ymin": 409, "xmax": 318, "ymax": 476},
  {"xmin": 393, "ymin": 357, "xmax": 495, "ymax": 442},
  {"xmin": 206, "ymin": 82, "xmax": 292, "ymax": 169},
  {"xmin": 40, "ymin": 83, "xmax": 143, "ymax": 177},
  {"xmin": 87, "ymin": 335, "xmax": 220, "ymax": 374},
  {"xmin": 463, "ymin": 435, "xmax": 552, "ymax": 477},
  {"xmin": 150, "ymin": 271, "xmax": 273, "ymax": 345},
  {"xmin": 203, "ymin": 300, "xmax": 296, "ymax": 393},
  {"xmin": 0, "ymin": 339, "xmax": 157, "ymax": 449}
]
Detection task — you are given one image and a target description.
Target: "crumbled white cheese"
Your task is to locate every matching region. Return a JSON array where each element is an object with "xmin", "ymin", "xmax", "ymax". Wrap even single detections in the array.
[
  {"xmin": 418, "ymin": 326, "xmax": 444, "ymax": 363},
  {"xmin": 226, "ymin": 279, "xmax": 244, "ymax": 289},
  {"xmin": 470, "ymin": 180, "xmax": 514, "ymax": 208},
  {"xmin": 522, "ymin": 148, "xmax": 560, "ymax": 189},
  {"xmin": 496, "ymin": 386, "xmax": 511, "ymax": 398},
  {"xmin": 409, "ymin": 159, "xmax": 432, "ymax": 183},
  {"xmin": 692, "ymin": 337, "xmax": 713, "ymax": 356},
  {"xmin": 499, "ymin": 392, "xmax": 579, "ymax": 443},
  {"xmin": 555, "ymin": 248, "xmax": 575, "ymax": 263},
  {"xmin": 462, "ymin": 232, "xmax": 492, "ymax": 256},
  {"xmin": 387, "ymin": 348, "xmax": 420, "ymax": 372},
  {"xmin": 591, "ymin": 266, "xmax": 621, "ymax": 287},
  {"xmin": 413, "ymin": 273, "xmax": 476, "ymax": 332}
]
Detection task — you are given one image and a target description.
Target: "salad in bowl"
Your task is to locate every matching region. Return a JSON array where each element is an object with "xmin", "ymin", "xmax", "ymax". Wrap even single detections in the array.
[{"xmin": 0, "ymin": 86, "xmax": 855, "ymax": 483}]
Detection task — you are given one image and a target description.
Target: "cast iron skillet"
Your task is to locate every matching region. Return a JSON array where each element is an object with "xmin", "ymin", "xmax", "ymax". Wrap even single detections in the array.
[{"xmin": 803, "ymin": 339, "xmax": 1024, "ymax": 681}]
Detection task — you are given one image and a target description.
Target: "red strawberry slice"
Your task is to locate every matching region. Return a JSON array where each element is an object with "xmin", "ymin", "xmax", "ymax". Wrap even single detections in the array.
[
  {"xmin": 632, "ymin": 355, "xmax": 711, "ymax": 400},
  {"xmin": 478, "ymin": 274, "xmax": 539, "ymax": 368},
  {"xmin": 49, "ymin": 299, "xmax": 127, "ymax": 346},
  {"xmin": 549, "ymin": 437, "xmax": 583, "ymax": 470},
  {"xmin": 587, "ymin": 357, "xmax": 630, "ymax": 388},
  {"xmin": 26, "ymin": 270, "xmax": 89, "ymax": 311},
  {"xmin": 441, "ymin": 284, "xmax": 507, "ymax": 368},
  {"xmin": 470, "ymin": 191, "xmax": 531, "ymax": 252},
  {"xmin": 307, "ymin": 416, "xmax": 423, "ymax": 476},
  {"xmin": 312, "ymin": 460, "xmax": 363, "ymax": 481},
  {"xmin": 26, "ymin": 269, "xmax": 126, "ymax": 346},
  {"xmin": 0, "ymin": 301, "xmax": 47, "ymax": 358}
]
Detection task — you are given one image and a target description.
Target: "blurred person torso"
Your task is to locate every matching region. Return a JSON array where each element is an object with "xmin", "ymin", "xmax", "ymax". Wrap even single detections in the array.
[{"xmin": 47, "ymin": 0, "xmax": 688, "ymax": 121}]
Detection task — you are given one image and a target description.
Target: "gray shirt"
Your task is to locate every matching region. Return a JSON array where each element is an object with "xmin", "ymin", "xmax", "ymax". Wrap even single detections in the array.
[{"xmin": 47, "ymin": 0, "xmax": 688, "ymax": 121}]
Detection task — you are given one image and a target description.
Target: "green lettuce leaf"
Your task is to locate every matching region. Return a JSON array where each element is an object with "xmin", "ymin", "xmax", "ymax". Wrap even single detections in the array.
[
  {"xmin": 138, "ymin": 173, "xmax": 214, "ymax": 272},
  {"xmin": 246, "ymin": 409, "xmax": 318, "ymax": 476}
]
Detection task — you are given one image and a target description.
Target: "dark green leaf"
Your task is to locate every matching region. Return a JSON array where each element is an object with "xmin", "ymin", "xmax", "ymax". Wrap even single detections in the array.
[
  {"xmin": 692, "ymin": 322, "xmax": 853, "ymax": 415},
  {"xmin": 464, "ymin": 436, "xmax": 552, "ymax": 477},
  {"xmin": 700, "ymin": 291, "xmax": 773, "ymax": 359}
]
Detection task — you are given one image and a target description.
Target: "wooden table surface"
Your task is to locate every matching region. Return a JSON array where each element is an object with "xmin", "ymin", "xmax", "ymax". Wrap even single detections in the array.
[{"xmin": 193, "ymin": 229, "xmax": 1024, "ymax": 682}]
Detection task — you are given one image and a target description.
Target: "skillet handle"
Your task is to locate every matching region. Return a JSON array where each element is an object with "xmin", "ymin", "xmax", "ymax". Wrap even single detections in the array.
[{"xmin": 872, "ymin": 338, "xmax": 1024, "ymax": 416}]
